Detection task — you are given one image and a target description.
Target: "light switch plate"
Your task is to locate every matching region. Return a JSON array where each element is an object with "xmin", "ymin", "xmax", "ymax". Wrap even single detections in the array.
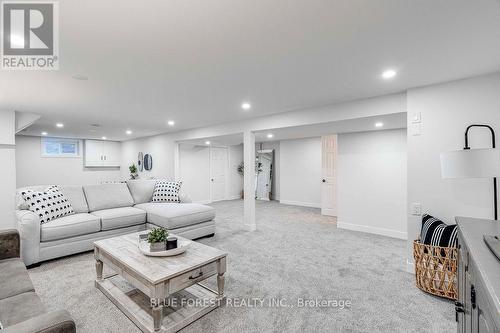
[{"xmin": 411, "ymin": 203, "xmax": 422, "ymax": 216}]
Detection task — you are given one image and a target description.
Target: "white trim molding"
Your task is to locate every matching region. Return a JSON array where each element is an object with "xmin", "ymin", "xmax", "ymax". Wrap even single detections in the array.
[
  {"xmin": 279, "ymin": 200, "xmax": 321, "ymax": 208},
  {"xmin": 337, "ymin": 221, "xmax": 407, "ymax": 240},
  {"xmin": 406, "ymin": 259, "xmax": 415, "ymax": 274}
]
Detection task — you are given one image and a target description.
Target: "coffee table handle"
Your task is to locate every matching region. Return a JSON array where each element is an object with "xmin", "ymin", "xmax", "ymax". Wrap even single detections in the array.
[{"xmin": 189, "ymin": 271, "xmax": 203, "ymax": 280}]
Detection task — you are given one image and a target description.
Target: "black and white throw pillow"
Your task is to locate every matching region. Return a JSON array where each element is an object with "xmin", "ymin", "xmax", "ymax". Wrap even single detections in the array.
[
  {"xmin": 420, "ymin": 214, "xmax": 458, "ymax": 248},
  {"xmin": 151, "ymin": 180, "xmax": 182, "ymax": 203},
  {"xmin": 21, "ymin": 185, "xmax": 75, "ymax": 224}
]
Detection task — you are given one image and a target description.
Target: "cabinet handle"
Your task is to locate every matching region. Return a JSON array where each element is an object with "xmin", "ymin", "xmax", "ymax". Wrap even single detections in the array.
[
  {"xmin": 104, "ymin": 155, "xmax": 107, "ymax": 161},
  {"xmin": 189, "ymin": 271, "xmax": 203, "ymax": 279},
  {"xmin": 471, "ymin": 285, "xmax": 476, "ymax": 309}
]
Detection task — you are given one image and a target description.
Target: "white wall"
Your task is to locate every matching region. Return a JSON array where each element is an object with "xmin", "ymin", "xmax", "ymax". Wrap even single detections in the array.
[
  {"xmin": 179, "ymin": 144, "xmax": 210, "ymax": 203},
  {"xmin": 16, "ymin": 135, "xmax": 122, "ymax": 187},
  {"xmin": 279, "ymin": 137, "xmax": 322, "ymax": 207},
  {"xmin": 337, "ymin": 129, "xmax": 407, "ymax": 239},
  {"xmin": 406, "ymin": 72, "xmax": 500, "ymax": 269},
  {"xmin": 0, "ymin": 111, "xmax": 16, "ymax": 229},
  {"xmin": 178, "ymin": 144, "xmax": 243, "ymax": 203},
  {"xmin": 121, "ymin": 134, "xmax": 176, "ymax": 180}
]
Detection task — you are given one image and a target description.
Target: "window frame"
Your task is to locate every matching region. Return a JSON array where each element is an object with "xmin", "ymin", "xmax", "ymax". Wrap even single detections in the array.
[{"xmin": 40, "ymin": 137, "xmax": 82, "ymax": 158}]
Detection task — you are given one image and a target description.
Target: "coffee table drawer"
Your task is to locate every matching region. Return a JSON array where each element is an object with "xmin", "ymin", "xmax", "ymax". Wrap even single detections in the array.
[{"xmin": 169, "ymin": 261, "xmax": 218, "ymax": 293}]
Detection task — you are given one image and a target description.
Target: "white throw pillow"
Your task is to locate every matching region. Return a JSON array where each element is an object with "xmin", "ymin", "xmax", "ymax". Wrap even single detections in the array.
[
  {"xmin": 21, "ymin": 185, "xmax": 75, "ymax": 224},
  {"xmin": 151, "ymin": 181, "xmax": 182, "ymax": 203}
]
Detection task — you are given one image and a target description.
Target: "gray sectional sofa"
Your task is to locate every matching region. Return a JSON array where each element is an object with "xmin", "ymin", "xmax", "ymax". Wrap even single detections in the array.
[
  {"xmin": 16, "ymin": 180, "xmax": 216, "ymax": 266},
  {"xmin": 0, "ymin": 229, "xmax": 76, "ymax": 332}
]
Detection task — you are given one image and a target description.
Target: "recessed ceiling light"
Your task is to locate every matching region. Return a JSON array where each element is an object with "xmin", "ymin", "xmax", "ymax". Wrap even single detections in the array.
[
  {"xmin": 241, "ymin": 102, "xmax": 251, "ymax": 110},
  {"xmin": 167, "ymin": 120, "xmax": 175, "ymax": 126},
  {"xmin": 126, "ymin": 130, "xmax": 132, "ymax": 135},
  {"xmin": 72, "ymin": 74, "xmax": 89, "ymax": 81},
  {"xmin": 375, "ymin": 122, "xmax": 384, "ymax": 128},
  {"xmin": 56, "ymin": 123, "xmax": 64, "ymax": 128},
  {"xmin": 205, "ymin": 141, "xmax": 211, "ymax": 145},
  {"xmin": 267, "ymin": 133, "xmax": 274, "ymax": 138},
  {"xmin": 41, "ymin": 132, "xmax": 48, "ymax": 136},
  {"xmin": 381, "ymin": 69, "xmax": 397, "ymax": 79},
  {"xmin": 102, "ymin": 136, "xmax": 107, "ymax": 140}
]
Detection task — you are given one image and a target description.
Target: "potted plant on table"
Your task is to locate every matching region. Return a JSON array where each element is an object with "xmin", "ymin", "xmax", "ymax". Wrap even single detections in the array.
[{"xmin": 147, "ymin": 227, "xmax": 169, "ymax": 252}]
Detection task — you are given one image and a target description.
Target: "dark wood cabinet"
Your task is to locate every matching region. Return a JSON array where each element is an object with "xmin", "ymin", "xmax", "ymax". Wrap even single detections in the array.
[{"xmin": 456, "ymin": 217, "xmax": 500, "ymax": 333}]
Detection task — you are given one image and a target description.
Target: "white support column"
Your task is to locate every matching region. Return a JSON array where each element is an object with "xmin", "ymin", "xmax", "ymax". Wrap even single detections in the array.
[
  {"xmin": 173, "ymin": 142, "xmax": 180, "ymax": 181},
  {"xmin": 243, "ymin": 130, "xmax": 256, "ymax": 231}
]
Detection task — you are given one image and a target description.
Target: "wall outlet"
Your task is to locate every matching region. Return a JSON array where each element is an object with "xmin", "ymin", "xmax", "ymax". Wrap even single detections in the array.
[
  {"xmin": 411, "ymin": 122, "xmax": 421, "ymax": 136},
  {"xmin": 411, "ymin": 203, "xmax": 422, "ymax": 216}
]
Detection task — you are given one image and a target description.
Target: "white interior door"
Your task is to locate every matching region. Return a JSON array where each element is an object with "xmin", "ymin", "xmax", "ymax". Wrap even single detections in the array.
[
  {"xmin": 210, "ymin": 146, "xmax": 228, "ymax": 202},
  {"xmin": 321, "ymin": 135, "xmax": 337, "ymax": 216}
]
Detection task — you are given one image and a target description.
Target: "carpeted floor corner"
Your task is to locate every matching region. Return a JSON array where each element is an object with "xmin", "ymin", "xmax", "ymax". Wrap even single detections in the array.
[{"xmin": 28, "ymin": 200, "xmax": 455, "ymax": 333}]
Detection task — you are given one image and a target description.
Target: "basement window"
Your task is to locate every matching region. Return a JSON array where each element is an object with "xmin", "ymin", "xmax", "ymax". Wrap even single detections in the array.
[{"xmin": 41, "ymin": 137, "xmax": 81, "ymax": 157}]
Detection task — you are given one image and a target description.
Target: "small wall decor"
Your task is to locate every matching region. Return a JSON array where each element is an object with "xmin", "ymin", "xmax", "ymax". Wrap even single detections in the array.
[
  {"xmin": 138, "ymin": 152, "xmax": 144, "ymax": 171},
  {"xmin": 144, "ymin": 154, "xmax": 153, "ymax": 171}
]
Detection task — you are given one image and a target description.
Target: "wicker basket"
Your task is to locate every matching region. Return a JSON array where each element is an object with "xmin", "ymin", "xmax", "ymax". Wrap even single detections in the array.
[{"xmin": 413, "ymin": 240, "xmax": 458, "ymax": 300}]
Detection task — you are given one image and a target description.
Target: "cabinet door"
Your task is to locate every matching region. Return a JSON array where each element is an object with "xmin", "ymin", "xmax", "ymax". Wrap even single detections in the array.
[
  {"xmin": 85, "ymin": 140, "xmax": 103, "ymax": 167},
  {"xmin": 101, "ymin": 141, "xmax": 121, "ymax": 167},
  {"xmin": 457, "ymin": 240, "xmax": 466, "ymax": 333}
]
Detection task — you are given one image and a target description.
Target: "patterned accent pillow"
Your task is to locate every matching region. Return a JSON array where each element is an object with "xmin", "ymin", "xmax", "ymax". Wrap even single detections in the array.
[
  {"xmin": 21, "ymin": 185, "xmax": 75, "ymax": 224},
  {"xmin": 420, "ymin": 214, "xmax": 458, "ymax": 248},
  {"xmin": 151, "ymin": 181, "xmax": 182, "ymax": 203}
]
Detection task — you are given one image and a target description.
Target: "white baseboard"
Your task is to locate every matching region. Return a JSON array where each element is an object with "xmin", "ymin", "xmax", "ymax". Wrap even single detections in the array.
[
  {"xmin": 337, "ymin": 221, "xmax": 407, "ymax": 240},
  {"xmin": 406, "ymin": 259, "xmax": 415, "ymax": 274},
  {"xmin": 279, "ymin": 200, "xmax": 321, "ymax": 208},
  {"xmin": 321, "ymin": 208, "xmax": 337, "ymax": 216},
  {"xmin": 225, "ymin": 195, "xmax": 242, "ymax": 201}
]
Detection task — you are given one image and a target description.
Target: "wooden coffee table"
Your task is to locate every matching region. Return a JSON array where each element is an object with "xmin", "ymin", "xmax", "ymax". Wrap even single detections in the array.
[{"xmin": 94, "ymin": 232, "xmax": 227, "ymax": 333}]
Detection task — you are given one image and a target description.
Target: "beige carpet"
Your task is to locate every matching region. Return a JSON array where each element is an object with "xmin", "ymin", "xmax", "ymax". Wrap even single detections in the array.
[{"xmin": 28, "ymin": 200, "xmax": 455, "ymax": 333}]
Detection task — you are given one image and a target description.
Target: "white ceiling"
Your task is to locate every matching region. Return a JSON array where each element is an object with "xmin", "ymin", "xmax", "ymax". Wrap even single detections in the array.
[
  {"xmin": 7, "ymin": 0, "xmax": 500, "ymax": 141},
  {"xmin": 180, "ymin": 112, "xmax": 407, "ymax": 146}
]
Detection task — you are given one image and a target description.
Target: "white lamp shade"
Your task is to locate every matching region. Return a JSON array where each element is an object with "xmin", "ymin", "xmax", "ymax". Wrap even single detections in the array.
[{"xmin": 440, "ymin": 148, "xmax": 500, "ymax": 179}]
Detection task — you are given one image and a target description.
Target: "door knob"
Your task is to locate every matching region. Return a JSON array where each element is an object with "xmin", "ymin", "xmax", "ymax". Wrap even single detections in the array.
[{"xmin": 322, "ymin": 179, "xmax": 326, "ymax": 183}]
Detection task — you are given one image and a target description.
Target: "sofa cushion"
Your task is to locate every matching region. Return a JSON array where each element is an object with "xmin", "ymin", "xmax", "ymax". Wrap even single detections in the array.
[
  {"xmin": 41, "ymin": 213, "xmax": 101, "ymax": 242},
  {"xmin": 0, "ymin": 258, "xmax": 35, "ymax": 300},
  {"xmin": 83, "ymin": 183, "xmax": 134, "ymax": 212},
  {"xmin": 126, "ymin": 180, "xmax": 156, "ymax": 204},
  {"xmin": 16, "ymin": 185, "xmax": 89, "ymax": 213},
  {"xmin": 92, "ymin": 207, "xmax": 146, "ymax": 231},
  {"xmin": 135, "ymin": 203, "xmax": 215, "ymax": 229},
  {"xmin": 0, "ymin": 291, "xmax": 46, "ymax": 327},
  {"xmin": 151, "ymin": 180, "xmax": 182, "ymax": 203},
  {"xmin": 58, "ymin": 185, "xmax": 89, "ymax": 213},
  {"xmin": 420, "ymin": 214, "xmax": 458, "ymax": 247},
  {"xmin": 21, "ymin": 185, "xmax": 75, "ymax": 224}
]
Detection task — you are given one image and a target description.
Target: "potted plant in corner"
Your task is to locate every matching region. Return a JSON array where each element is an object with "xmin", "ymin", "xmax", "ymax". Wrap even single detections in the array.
[
  {"xmin": 129, "ymin": 163, "xmax": 138, "ymax": 180},
  {"xmin": 147, "ymin": 227, "xmax": 168, "ymax": 252},
  {"xmin": 237, "ymin": 162, "xmax": 244, "ymax": 198}
]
